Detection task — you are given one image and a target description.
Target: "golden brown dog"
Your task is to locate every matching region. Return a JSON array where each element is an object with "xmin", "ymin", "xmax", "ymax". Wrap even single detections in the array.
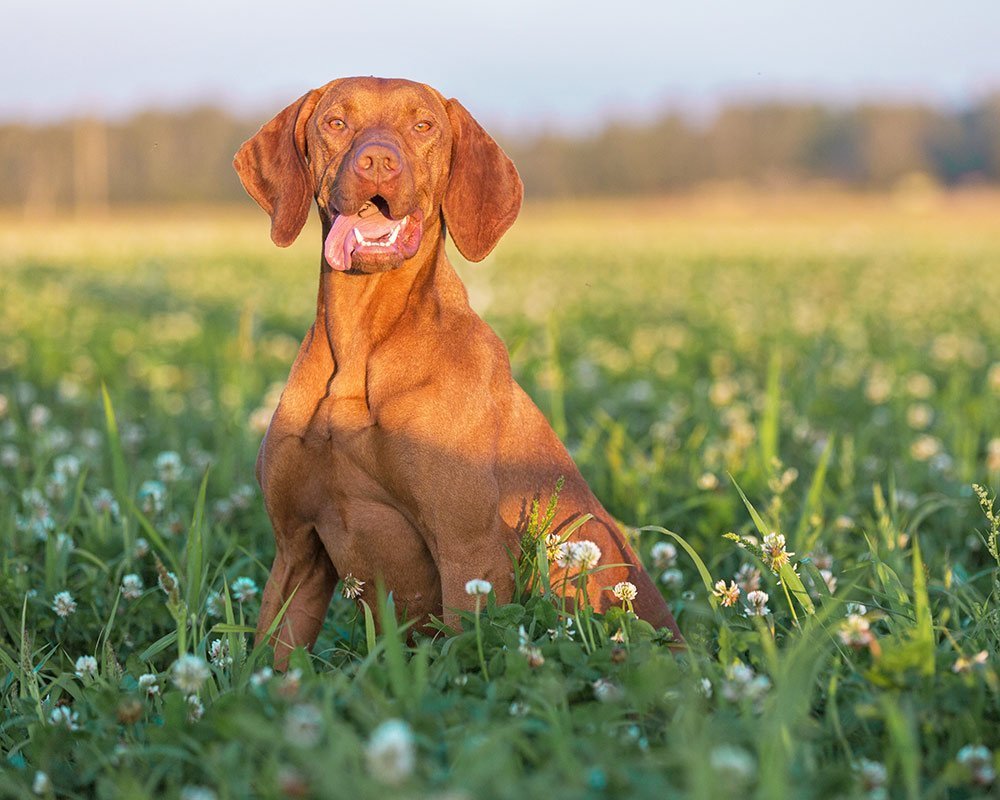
[{"xmin": 234, "ymin": 77, "xmax": 681, "ymax": 666}]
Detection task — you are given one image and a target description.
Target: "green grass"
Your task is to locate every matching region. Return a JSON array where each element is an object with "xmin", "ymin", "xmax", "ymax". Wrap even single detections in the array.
[{"xmin": 1, "ymin": 193, "xmax": 999, "ymax": 798}]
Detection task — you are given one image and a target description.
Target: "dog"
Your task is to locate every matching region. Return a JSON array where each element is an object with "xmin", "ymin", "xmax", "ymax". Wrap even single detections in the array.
[{"xmin": 234, "ymin": 77, "xmax": 681, "ymax": 666}]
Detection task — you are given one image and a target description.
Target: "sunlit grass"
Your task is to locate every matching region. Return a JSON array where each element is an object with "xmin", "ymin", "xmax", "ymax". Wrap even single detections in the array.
[{"xmin": 1, "ymin": 191, "xmax": 998, "ymax": 798}]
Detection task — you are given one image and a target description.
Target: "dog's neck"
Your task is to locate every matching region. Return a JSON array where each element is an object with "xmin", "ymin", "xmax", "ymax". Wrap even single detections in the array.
[{"xmin": 312, "ymin": 214, "xmax": 468, "ymax": 395}]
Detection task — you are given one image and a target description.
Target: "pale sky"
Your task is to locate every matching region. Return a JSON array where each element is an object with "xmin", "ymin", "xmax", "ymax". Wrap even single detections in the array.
[{"xmin": 5, "ymin": 0, "xmax": 999, "ymax": 128}]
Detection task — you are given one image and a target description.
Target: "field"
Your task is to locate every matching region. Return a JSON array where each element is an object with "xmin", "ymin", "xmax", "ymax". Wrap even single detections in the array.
[{"xmin": 1, "ymin": 190, "xmax": 999, "ymax": 799}]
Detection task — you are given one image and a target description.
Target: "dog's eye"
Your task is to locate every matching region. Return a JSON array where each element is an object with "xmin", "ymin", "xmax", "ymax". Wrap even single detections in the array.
[
  {"xmin": 414, "ymin": 121, "xmax": 433, "ymax": 133},
  {"xmin": 328, "ymin": 118, "xmax": 347, "ymax": 130}
]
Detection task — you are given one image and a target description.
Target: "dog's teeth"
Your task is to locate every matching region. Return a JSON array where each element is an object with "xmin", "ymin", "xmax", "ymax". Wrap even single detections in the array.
[
  {"xmin": 354, "ymin": 228, "xmax": 363, "ymax": 244},
  {"xmin": 388, "ymin": 224, "xmax": 400, "ymax": 245}
]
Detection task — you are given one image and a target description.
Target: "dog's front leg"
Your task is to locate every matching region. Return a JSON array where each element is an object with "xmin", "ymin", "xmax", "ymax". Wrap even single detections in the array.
[{"xmin": 256, "ymin": 524, "xmax": 338, "ymax": 670}]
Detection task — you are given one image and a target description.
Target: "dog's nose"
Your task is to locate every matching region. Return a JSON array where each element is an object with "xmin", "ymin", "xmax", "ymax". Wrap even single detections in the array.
[{"xmin": 353, "ymin": 142, "xmax": 401, "ymax": 181}]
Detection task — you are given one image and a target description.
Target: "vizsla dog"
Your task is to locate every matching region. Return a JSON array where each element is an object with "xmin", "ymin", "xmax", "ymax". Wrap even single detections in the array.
[{"xmin": 234, "ymin": 77, "xmax": 681, "ymax": 666}]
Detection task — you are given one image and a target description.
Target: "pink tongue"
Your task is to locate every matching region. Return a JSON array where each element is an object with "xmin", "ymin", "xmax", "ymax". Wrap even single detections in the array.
[{"xmin": 324, "ymin": 212, "xmax": 396, "ymax": 271}]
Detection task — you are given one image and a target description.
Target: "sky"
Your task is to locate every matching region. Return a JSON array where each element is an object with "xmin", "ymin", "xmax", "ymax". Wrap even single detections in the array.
[{"xmin": 4, "ymin": 0, "xmax": 1000, "ymax": 129}]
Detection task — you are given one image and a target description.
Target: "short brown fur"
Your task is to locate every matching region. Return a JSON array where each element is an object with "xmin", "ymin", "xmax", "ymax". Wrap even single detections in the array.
[{"xmin": 234, "ymin": 77, "xmax": 681, "ymax": 666}]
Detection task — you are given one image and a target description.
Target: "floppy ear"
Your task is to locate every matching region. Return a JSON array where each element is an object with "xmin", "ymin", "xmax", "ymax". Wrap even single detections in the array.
[
  {"xmin": 233, "ymin": 90, "xmax": 321, "ymax": 247},
  {"xmin": 442, "ymin": 99, "xmax": 523, "ymax": 262}
]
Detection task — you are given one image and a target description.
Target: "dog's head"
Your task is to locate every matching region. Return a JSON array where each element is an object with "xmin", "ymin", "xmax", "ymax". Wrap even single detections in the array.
[{"xmin": 234, "ymin": 77, "xmax": 523, "ymax": 274}]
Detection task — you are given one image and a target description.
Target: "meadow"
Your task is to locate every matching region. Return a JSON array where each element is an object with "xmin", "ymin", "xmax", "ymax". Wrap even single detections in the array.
[{"xmin": 0, "ymin": 189, "xmax": 998, "ymax": 799}]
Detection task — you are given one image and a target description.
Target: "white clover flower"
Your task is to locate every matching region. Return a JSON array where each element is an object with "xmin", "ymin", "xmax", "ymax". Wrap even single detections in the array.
[
  {"xmin": 204, "ymin": 591, "xmax": 225, "ymax": 618},
  {"xmin": 79, "ymin": 428, "xmax": 102, "ymax": 450},
  {"xmin": 155, "ymin": 451, "xmax": 183, "ymax": 482},
  {"xmin": 29, "ymin": 404, "xmax": 51, "ymax": 430},
  {"xmin": 53, "ymin": 454, "xmax": 81, "ymax": 480},
  {"xmin": 285, "ymin": 704, "xmax": 324, "ymax": 747},
  {"xmin": 121, "ymin": 573, "xmax": 144, "ymax": 601},
  {"xmin": 231, "ymin": 577, "xmax": 259, "ymax": 603},
  {"xmin": 650, "ymin": 541, "xmax": 677, "ymax": 569},
  {"xmin": 52, "ymin": 591, "xmax": 77, "ymax": 618},
  {"xmin": 761, "ymin": 532, "xmax": 793, "ymax": 572},
  {"xmin": 92, "ymin": 489, "xmax": 120, "ymax": 518},
  {"xmin": 171, "ymin": 654, "xmax": 210, "ymax": 694},
  {"xmin": 571, "ymin": 540, "xmax": 602, "ymax": 570},
  {"xmin": 839, "ymin": 615, "xmax": 874, "ymax": 648},
  {"xmin": 820, "ymin": 569, "xmax": 838, "ymax": 594},
  {"xmin": 845, "ymin": 602, "xmax": 868, "ymax": 617},
  {"xmin": 186, "ymin": 694, "xmax": 205, "ymax": 722},
  {"xmin": 464, "ymin": 579, "xmax": 492, "ymax": 596},
  {"xmin": 137, "ymin": 673, "xmax": 159, "ymax": 696},
  {"xmin": 857, "ymin": 759, "xmax": 888, "ymax": 792},
  {"xmin": 46, "ymin": 473, "xmax": 68, "ymax": 502},
  {"xmin": 229, "ymin": 484, "xmax": 255, "ymax": 510},
  {"xmin": 49, "ymin": 705, "xmax": 79, "ymax": 730},
  {"xmin": 697, "ymin": 472, "xmax": 720, "ymax": 491},
  {"xmin": 700, "ymin": 677, "xmax": 713, "ymax": 697},
  {"xmin": 659, "ymin": 568, "xmax": 684, "ymax": 590},
  {"xmin": 710, "ymin": 745, "xmax": 756, "ymax": 786},
  {"xmin": 721, "ymin": 663, "xmax": 771, "ymax": 704},
  {"xmin": 612, "ymin": 581, "xmax": 637, "ymax": 602},
  {"xmin": 341, "ymin": 573, "xmax": 365, "ymax": 599},
  {"xmin": 133, "ymin": 537, "xmax": 150, "ymax": 558},
  {"xmin": 32, "ymin": 770, "xmax": 51, "ymax": 794},
  {"xmin": 74, "ymin": 655, "xmax": 98, "ymax": 680},
  {"xmin": 744, "ymin": 590, "xmax": 770, "ymax": 617},
  {"xmin": 592, "ymin": 678, "xmax": 624, "ymax": 703},
  {"xmin": 179, "ymin": 787, "xmax": 216, "ymax": 800},
  {"xmin": 366, "ymin": 719, "xmax": 415, "ymax": 785},
  {"xmin": 250, "ymin": 666, "xmax": 273, "ymax": 688},
  {"xmin": 0, "ymin": 444, "xmax": 19, "ymax": 469},
  {"xmin": 957, "ymin": 745, "xmax": 996, "ymax": 786},
  {"xmin": 137, "ymin": 480, "xmax": 167, "ymax": 516},
  {"xmin": 713, "ymin": 580, "xmax": 741, "ymax": 608},
  {"xmin": 208, "ymin": 638, "xmax": 232, "ymax": 668}
]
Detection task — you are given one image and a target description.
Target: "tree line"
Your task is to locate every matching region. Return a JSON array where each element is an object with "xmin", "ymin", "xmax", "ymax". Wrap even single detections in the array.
[{"xmin": 2, "ymin": 95, "xmax": 999, "ymax": 212}]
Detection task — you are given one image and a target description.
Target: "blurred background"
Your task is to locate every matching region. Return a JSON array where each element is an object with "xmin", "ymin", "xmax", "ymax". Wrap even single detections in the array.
[{"xmin": 3, "ymin": 0, "xmax": 1000, "ymax": 214}]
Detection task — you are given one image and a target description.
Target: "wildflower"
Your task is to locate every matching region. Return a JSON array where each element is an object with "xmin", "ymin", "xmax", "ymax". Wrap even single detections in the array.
[
  {"xmin": 133, "ymin": 537, "xmax": 150, "ymax": 558},
  {"xmin": 761, "ymin": 532, "xmax": 793, "ymax": 572},
  {"xmin": 155, "ymin": 451, "xmax": 183, "ymax": 482},
  {"xmin": 341, "ymin": 573, "xmax": 365, "ymax": 599},
  {"xmin": 157, "ymin": 570, "xmax": 178, "ymax": 595},
  {"xmin": 547, "ymin": 618, "xmax": 576, "ymax": 640},
  {"xmin": 710, "ymin": 745, "xmax": 756, "ymax": 786},
  {"xmin": 231, "ymin": 577, "xmax": 259, "ymax": 603},
  {"xmin": 32, "ymin": 771, "xmax": 50, "ymax": 794},
  {"xmin": 46, "ymin": 473, "xmax": 68, "ymax": 502},
  {"xmin": 612, "ymin": 581, "xmax": 637, "ymax": 612},
  {"xmin": 137, "ymin": 673, "xmax": 159, "ymax": 696},
  {"xmin": 697, "ymin": 472, "xmax": 719, "ymax": 491},
  {"xmin": 278, "ymin": 668, "xmax": 302, "ymax": 698},
  {"xmin": 509, "ymin": 700, "xmax": 529, "ymax": 716},
  {"xmin": 857, "ymin": 759, "xmax": 888, "ymax": 794},
  {"xmin": 957, "ymin": 745, "xmax": 996, "ymax": 786},
  {"xmin": 517, "ymin": 626, "xmax": 545, "ymax": 667},
  {"xmin": 650, "ymin": 541, "xmax": 677, "ymax": 569},
  {"xmin": 906, "ymin": 403, "xmax": 933, "ymax": 430},
  {"xmin": 845, "ymin": 602, "xmax": 868, "ymax": 616},
  {"xmin": 839, "ymin": 615, "xmax": 874, "ymax": 648},
  {"xmin": 722, "ymin": 663, "xmax": 771, "ymax": 704},
  {"xmin": 204, "ymin": 591, "xmax": 225, "ymax": 618},
  {"xmin": 137, "ymin": 480, "xmax": 167, "ymax": 516},
  {"xmin": 820, "ymin": 569, "xmax": 838, "ymax": 594},
  {"xmin": 659, "ymin": 568, "xmax": 683, "ymax": 590},
  {"xmin": 571, "ymin": 540, "xmax": 601, "ymax": 570},
  {"xmin": 53, "ymin": 454, "xmax": 82, "ymax": 480},
  {"xmin": 230, "ymin": 484, "xmax": 255, "ymax": 510},
  {"xmin": 79, "ymin": 428, "xmax": 102, "ymax": 450},
  {"xmin": 212, "ymin": 499, "xmax": 234, "ymax": 523},
  {"xmin": 910, "ymin": 434, "xmax": 942, "ymax": 462},
  {"xmin": 834, "ymin": 514, "xmax": 855, "ymax": 531},
  {"xmin": 744, "ymin": 590, "xmax": 770, "ymax": 617},
  {"xmin": 186, "ymin": 694, "xmax": 205, "ymax": 722},
  {"xmin": 92, "ymin": 489, "xmax": 120, "ymax": 518},
  {"xmin": 734, "ymin": 563, "xmax": 761, "ymax": 594},
  {"xmin": 953, "ymin": 651, "xmax": 988, "ymax": 673},
  {"xmin": 49, "ymin": 705, "xmax": 79, "ymax": 730},
  {"xmin": 208, "ymin": 638, "xmax": 232, "ymax": 668},
  {"xmin": 171, "ymin": 655, "xmax": 210, "ymax": 694},
  {"xmin": 592, "ymin": 678, "xmax": 624, "ymax": 703},
  {"xmin": 180, "ymin": 787, "xmax": 216, "ymax": 800},
  {"xmin": 464, "ymin": 579, "xmax": 492, "ymax": 596},
  {"xmin": 121, "ymin": 573, "xmax": 144, "ymax": 601},
  {"xmin": 713, "ymin": 580, "xmax": 740, "ymax": 608},
  {"xmin": 74, "ymin": 655, "xmax": 98, "ymax": 680},
  {"xmin": 250, "ymin": 666, "xmax": 273, "ymax": 688},
  {"xmin": 29, "ymin": 404, "xmax": 51, "ymax": 430},
  {"xmin": 366, "ymin": 719, "xmax": 415, "ymax": 785},
  {"xmin": 0, "ymin": 444, "xmax": 18, "ymax": 468},
  {"xmin": 52, "ymin": 591, "xmax": 77, "ymax": 618},
  {"xmin": 700, "ymin": 677, "xmax": 712, "ymax": 697},
  {"xmin": 285, "ymin": 704, "xmax": 324, "ymax": 747},
  {"xmin": 544, "ymin": 532, "xmax": 564, "ymax": 562}
]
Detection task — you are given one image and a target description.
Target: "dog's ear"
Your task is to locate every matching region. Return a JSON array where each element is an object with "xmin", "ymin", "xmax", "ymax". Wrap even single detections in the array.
[
  {"xmin": 234, "ymin": 90, "xmax": 321, "ymax": 247},
  {"xmin": 442, "ymin": 99, "xmax": 523, "ymax": 262}
]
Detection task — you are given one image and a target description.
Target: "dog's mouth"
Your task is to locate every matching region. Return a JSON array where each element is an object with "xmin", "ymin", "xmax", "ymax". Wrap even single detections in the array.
[{"xmin": 324, "ymin": 196, "xmax": 423, "ymax": 273}]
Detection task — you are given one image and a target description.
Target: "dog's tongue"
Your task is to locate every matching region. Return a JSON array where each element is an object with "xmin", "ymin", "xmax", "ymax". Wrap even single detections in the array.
[{"xmin": 324, "ymin": 201, "xmax": 396, "ymax": 271}]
